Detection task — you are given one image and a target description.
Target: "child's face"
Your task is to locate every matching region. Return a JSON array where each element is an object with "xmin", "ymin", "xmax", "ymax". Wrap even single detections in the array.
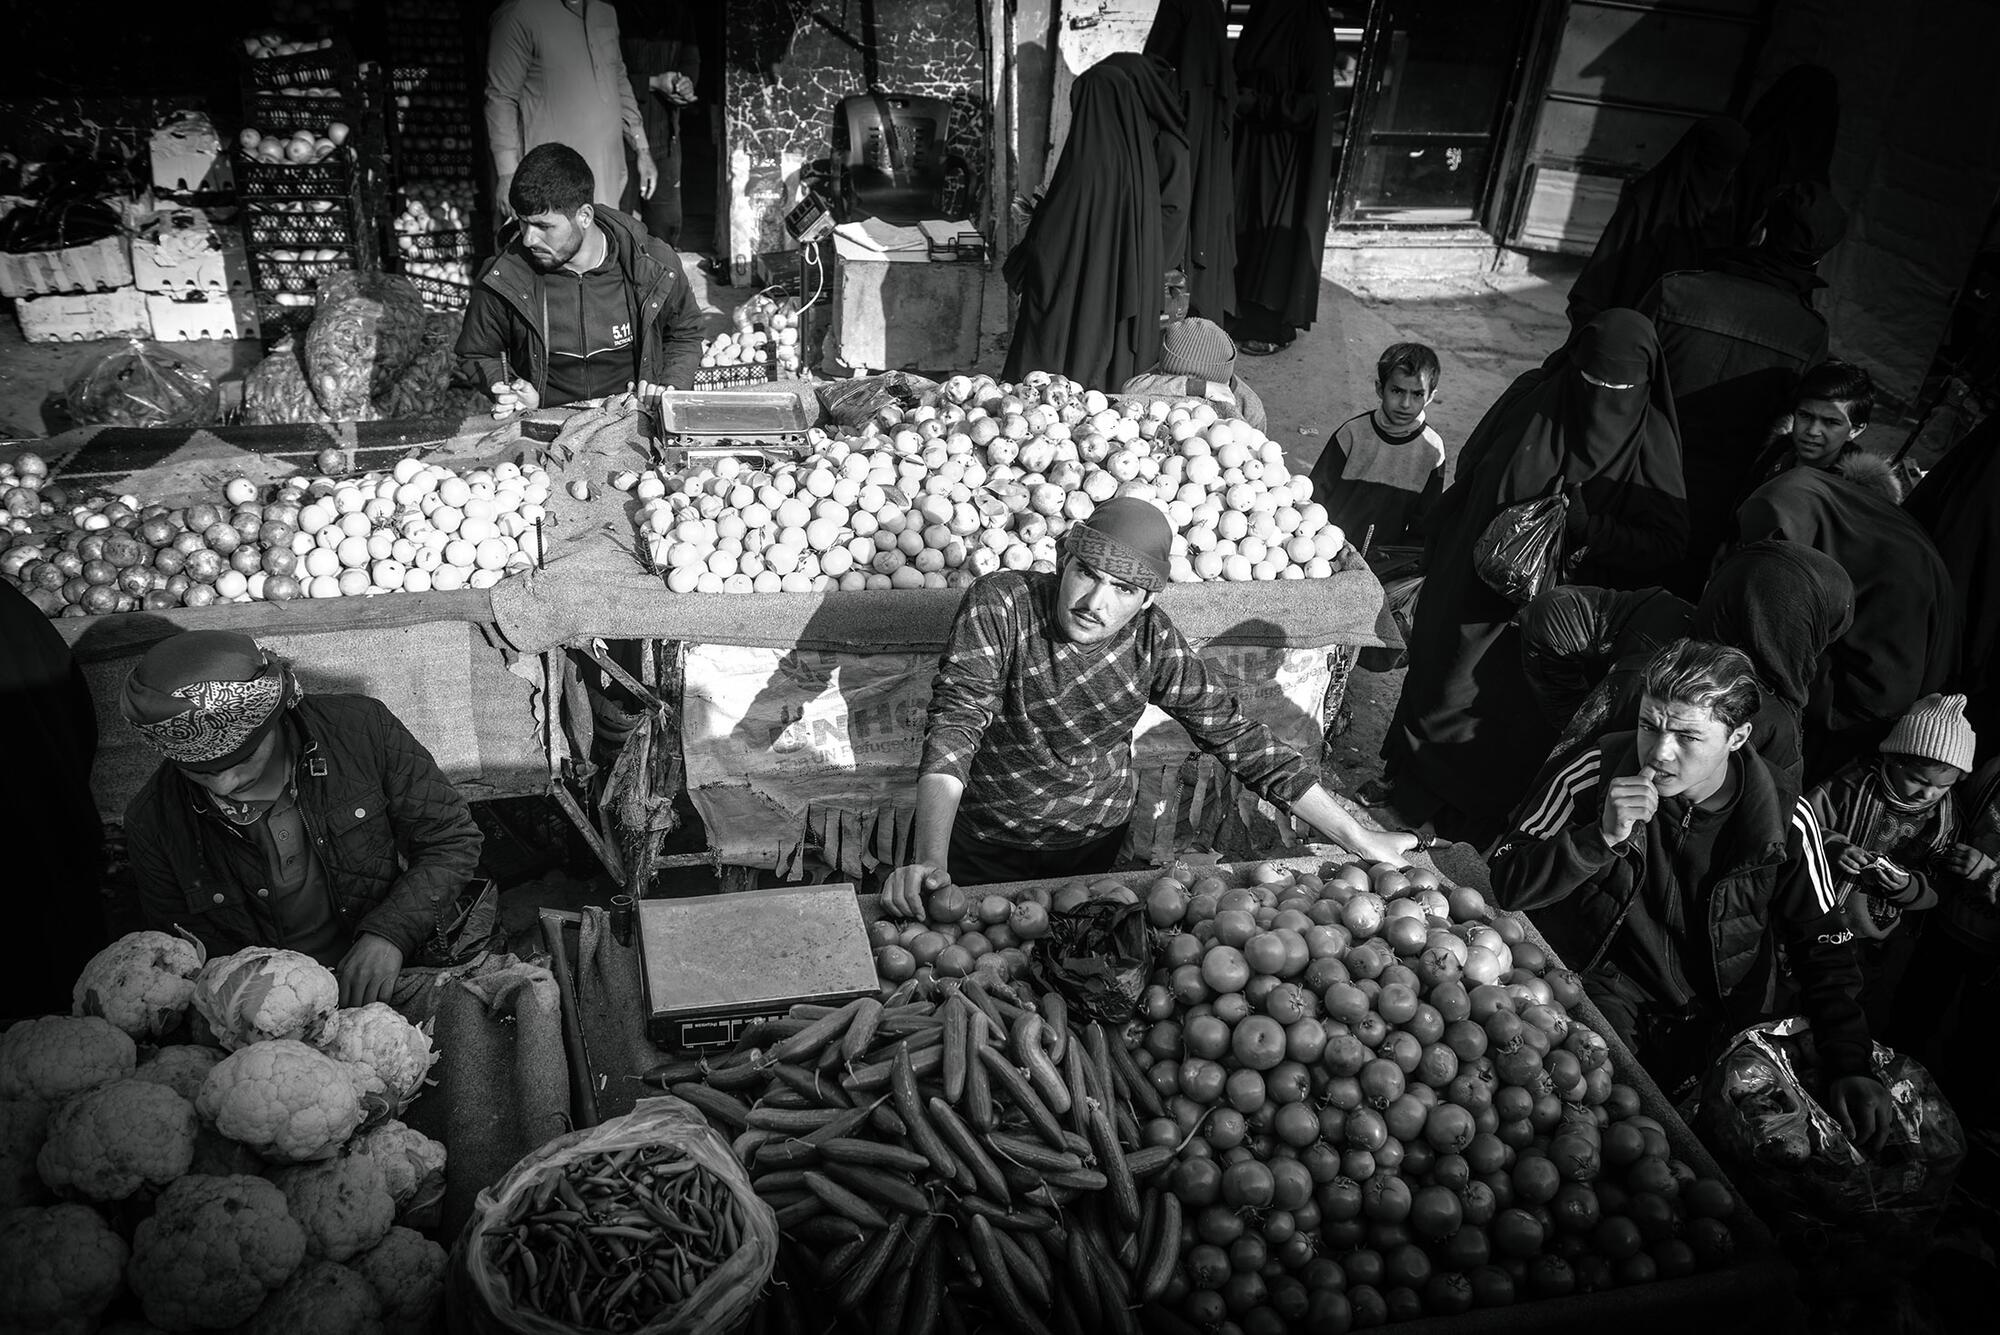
[
  {"xmin": 1377, "ymin": 368, "xmax": 1436, "ymax": 430},
  {"xmin": 1791, "ymin": 397, "xmax": 1865, "ymax": 468},
  {"xmin": 1881, "ymin": 755, "xmax": 1963, "ymax": 806}
]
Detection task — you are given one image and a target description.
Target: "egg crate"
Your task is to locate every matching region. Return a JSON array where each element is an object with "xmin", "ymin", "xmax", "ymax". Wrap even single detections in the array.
[
  {"xmin": 237, "ymin": 154, "xmax": 356, "ymax": 200},
  {"xmin": 396, "ymin": 228, "xmax": 475, "ymax": 261},
  {"xmin": 246, "ymin": 248, "xmax": 354, "ymax": 295},
  {"xmin": 252, "ymin": 294, "xmax": 316, "ymax": 343},
  {"xmin": 244, "ymin": 209, "xmax": 358, "ymax": 248},
  {"xmin": 404, "ymin": 271, "xmax": 472, "ymax": 312}
]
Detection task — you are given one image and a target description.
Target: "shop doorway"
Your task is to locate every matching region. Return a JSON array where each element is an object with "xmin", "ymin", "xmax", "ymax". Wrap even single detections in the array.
[
  {"xmin": 1332, "ymin": 0, "xmax": 1535, "ymax": 226},
  {"xmin": 680, "ymin": 1, "xmax": 726, "ymax": 263}
]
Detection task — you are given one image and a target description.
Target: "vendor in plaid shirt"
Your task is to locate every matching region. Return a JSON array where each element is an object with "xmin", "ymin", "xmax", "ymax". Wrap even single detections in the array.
[{"xmin": 881, "ymin": 499, "xmax": 1417, "ymax": 912}]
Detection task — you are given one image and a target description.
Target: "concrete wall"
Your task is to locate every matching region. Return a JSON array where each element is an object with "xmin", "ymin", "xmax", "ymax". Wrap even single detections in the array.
[
  {"xmin": 1752, "ymin": 0, "xmax": 2000, "ymax": 399},
  {"xmin": 722, "ymin": 0, "xmax": 990, "ymax": 285}
]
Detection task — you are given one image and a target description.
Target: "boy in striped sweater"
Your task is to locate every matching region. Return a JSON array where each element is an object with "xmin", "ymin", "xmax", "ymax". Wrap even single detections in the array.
[
  {"xmin": 1492, "ymin": 638, "xmax": 1892, "ymax": 1146},
  {"xmin": 1804, "ymin": 693, "xmax": 1973, "ymax": 1032}
]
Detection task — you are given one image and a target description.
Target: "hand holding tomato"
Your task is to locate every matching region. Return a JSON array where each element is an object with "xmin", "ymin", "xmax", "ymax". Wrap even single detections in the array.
[
  {"xmin": 882, "ymin": 862, "xmax": 951, "ymax": 919},
  {"xmin": 1600, "ymin": 768, "xmax": 1659, "ymax": 847},
  {"xmin": 1829, "ymin": 1074, "xmax": 1895, "ymax": 1154}
]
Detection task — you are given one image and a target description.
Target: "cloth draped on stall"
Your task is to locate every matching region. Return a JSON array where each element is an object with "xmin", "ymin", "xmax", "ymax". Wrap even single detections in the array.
[
  {"xmin": 1735, "ymin": 465, "xmax": 1960, "ymax": 772},
  {"xmin": 1230, "ymin": 0, "xmax": 1340, "ymax": 339},
  {"xmin": 1146, "ymin": 0, "xmax": 1238, "ymax": 321},
  {"xmin": 1003, "ymin": 53, "xmax": 1187, "ymax": 390},
  {"xmin": 1567, "ymin": 117, "xmax": 1751, "ymax": 328},
  {"xmin": 1384, "ymin": 310, "xmax": 1688, "ymax": 846}
]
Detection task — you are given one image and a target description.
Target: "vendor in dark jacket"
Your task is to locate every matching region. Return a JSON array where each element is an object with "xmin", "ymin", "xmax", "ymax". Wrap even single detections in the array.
[
  {"xmin": 456, "ymin": 142, "xmax": 704, "ymax": 417},
  {"xmin": 1492, "ymin": 637, "xmax": 1893, "ymax": 1148},
  {"xmin": 121, "ymin": 630, "xmax": 483, "ymax": 1007}
]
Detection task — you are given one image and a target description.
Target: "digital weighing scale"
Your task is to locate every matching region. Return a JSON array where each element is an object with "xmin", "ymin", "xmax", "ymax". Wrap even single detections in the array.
[{"xmin": 636, "ymin": 884, "xmax": 879, "ymax": 1049}]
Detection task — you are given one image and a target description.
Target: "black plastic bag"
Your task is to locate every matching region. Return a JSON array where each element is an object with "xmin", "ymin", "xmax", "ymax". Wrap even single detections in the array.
[
  {"xmin": 816, "ymin": 371, "xmax": 939, "ymax": 430},
  {"xmin": 1473, "ymin": 483, "xmax": 1575, "ymax": 604},
  {"xmin": 1027, "ymin": 898, "xmax": 1152, "ymax": 1024}
]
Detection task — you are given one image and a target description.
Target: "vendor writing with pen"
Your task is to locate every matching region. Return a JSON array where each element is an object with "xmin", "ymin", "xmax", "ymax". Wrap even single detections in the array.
[{"xmin": 881, "ymin": 498, "xmax": 1418, "ymax": 915}]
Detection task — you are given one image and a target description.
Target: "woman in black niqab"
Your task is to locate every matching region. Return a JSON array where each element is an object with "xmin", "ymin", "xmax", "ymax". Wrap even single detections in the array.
[
  {"xmin": 1567, "ymin": 117, "xmax": 1750, "ymax": 328},
  {"xmin": 1003, "ymin": 54, "xmax": 1188, "ymax": 390},
  {"xmin": 1229, "ymin": 0, "xmax": 1341, "ymax": 353},
  {"xmin": 1379, "ymin": 310, "xmax": 1689, "ymax": 846},
  {"xmin": 1146, "ymin": 0, "xmax": 1237, "ymax": 321}
]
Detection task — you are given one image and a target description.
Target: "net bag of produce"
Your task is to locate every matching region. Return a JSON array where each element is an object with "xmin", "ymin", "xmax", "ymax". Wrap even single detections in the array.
[
  {"xmin": 1028, "ymin": 897, "xmax": 1152, "ymax": 1024},
  {"xmin": 306, "ymin": 271, "xmax": 429, "ymax": 420},
  {"xmin": 1695, "ymin": 1017, "xmax": 1964, "ymax": 1284},
  {"xmin": 816, "ymin": 371, "xmax": 939, "ymax": 430},
  {"xmin": 242, "ymin": 338, "xmax": 334, "ymax": 426},
  {"xmin": 63, "ymin": 339, "xmax": 220, "ymax": 429},
  {"xmin": 451, "ymin": 1094, "xmax": 776, "ymax": 1335},
  {"xmin": 372, "ymin": 310, "xmax": 466, "ymax": 421}
]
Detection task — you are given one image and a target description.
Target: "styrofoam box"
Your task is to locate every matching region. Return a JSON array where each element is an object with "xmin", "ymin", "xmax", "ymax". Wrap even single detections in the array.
[
  {"xmin": 0, "ymin": 235, "xmax": 134, "ymax": 299},
  {"xmin": 151, "ymin": 121, "xmax": 236, "ymax": 194},
  {"xmin": 144, "ymin": 292, "xmax": 259, "ymax": 341},
  {"xmin": 133, "ymin": 216, "xmax": 252, "ymax": 295},
  {"xmin": 15, "ymin": 287, "xmax": 150, "ymax": 342}
]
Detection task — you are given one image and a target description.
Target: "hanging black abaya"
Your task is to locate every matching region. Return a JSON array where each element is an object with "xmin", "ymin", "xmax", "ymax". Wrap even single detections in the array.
[
  {"xmin": 1004, "ymin": 54, "xmax": 1187, "ymax": 390},
  {"xmin": 1230, "ymin": 0, "xmax": 1339, "ymax": 343},
  {"xmin": 1901, "ymin": 415, "xmax": 2000, "ymax": 745},
  {"xmin": 1567, "ymin": 118, "xmax": 1750, "ymax": 328},
  {"xmin": 1382, "ymin": 310, "xmax": 1689, "ymax": 846},
  {"xmin": 1146, "ymin": 0, "xmax": 1237, "ymax": 321}
]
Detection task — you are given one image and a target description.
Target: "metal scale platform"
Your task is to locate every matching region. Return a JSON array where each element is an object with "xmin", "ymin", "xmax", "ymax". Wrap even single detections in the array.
[
  {"xmin": 636, "ymin": 884, "xmax": 879, "ymax": 1049},
  {"xmin": 646, "ymin": 387, "xmax": 815, "ymax": 473}
]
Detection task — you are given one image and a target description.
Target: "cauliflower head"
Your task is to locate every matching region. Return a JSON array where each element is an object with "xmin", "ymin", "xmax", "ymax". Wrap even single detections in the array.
[
  {"xmin": 128, "ymin": 1174, "xmax": 306, "ymax": 1330},
  {"xmin": 189, "ymin": 1122, "xmax": 264, "ymax": 1178},
  {"xmin": 193, "ymin": 948, "xmax": 339, "ymax": 1051},
  {"xmin": 0, "ymin": 1202, "xmax": 129, "ymax": 1335},
  {"xmin": 37, "ymin": 1079, "xmax": 197, "ymax": 1202},
  {"xmin": 2, "ymin": 1100, "xmax": 53, "ymax": 1209},
  {"xmin": 269, "ymin": 1153, "xmax": 395, "ymax": 1262},
  {"xmin": 346, "ymin": 1120, "xmax": 446, "ymax": 1214},
  {"xmin": 196, "ymin": 1040, "xmax": 364, "ymax": 1164},
  {"xmin": 0, "ymin": 1016, "xmax": 137, "ymax": 1103},
  {"xmin": 72, "ymin": 931, "xmax": 205, "ymax": 1040},
  {"xmin": 317, "ymin": 1004, "xmax": 438, "ymax": 1116},
  {"xmin": 349, "ymin": 1226, "xmax": 445, "ymax": 1335},
  {"xmin": 133, "ymin": 1045, "xmax": 225, "ymax": 1104},
  {"xmin": 240, "ymin": 1261, "xmax": 383, "ymax": 1335}
]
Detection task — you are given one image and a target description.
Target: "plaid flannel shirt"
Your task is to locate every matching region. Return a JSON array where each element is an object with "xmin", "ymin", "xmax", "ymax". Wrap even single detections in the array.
[{"xmin": 920, "ymin": 571, "xmax": 1319, "ymax": 847}]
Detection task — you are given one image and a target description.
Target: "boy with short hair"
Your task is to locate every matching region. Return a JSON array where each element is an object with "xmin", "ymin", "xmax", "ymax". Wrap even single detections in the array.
[
  {"xmin": 1804, "ymin": 692, "xmax": 1974, "ymax": 1030},
  {"xmin": 1752, "ymin": 359, "xmax": 1874, "ymax": 485},
  {"xmin": 1309, "ymin": 343, "xmax": 1446, "ymax": 552}
]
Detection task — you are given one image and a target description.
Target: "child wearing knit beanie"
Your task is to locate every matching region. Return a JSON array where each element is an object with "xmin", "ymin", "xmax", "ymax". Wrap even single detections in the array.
[{"xmin": 1803, "ymin": 692, "xmax": 1975, "ymax": 1031}]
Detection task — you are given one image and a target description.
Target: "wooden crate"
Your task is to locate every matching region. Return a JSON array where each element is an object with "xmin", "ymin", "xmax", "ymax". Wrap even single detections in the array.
[
  {"xmin": 14, "ymin": 287, "xmax": 150, "ymax": 342},
  {"xmin": 0, "ymin": 235, "xmax": 134, "ymax": 299},
  {"xmin": 144, "ymin": 292, "xmax": 259, "ymax": 341}
]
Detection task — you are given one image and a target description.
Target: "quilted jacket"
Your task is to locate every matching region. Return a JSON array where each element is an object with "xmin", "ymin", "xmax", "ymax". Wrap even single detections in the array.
[{"xmin": 126, "ymin": 694, "xmax": 483, "ymax": 960}]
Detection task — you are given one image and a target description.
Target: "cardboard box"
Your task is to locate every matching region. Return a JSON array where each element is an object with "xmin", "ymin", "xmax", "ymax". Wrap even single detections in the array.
[
  {"xmin": 132, "ymin": 212, "xmax": 251, "ymax": 295},
  {"xmin": 0, "ymin": 235, "xmax": 134, "ymax": 299},
  {"xmin": 151, "ymin": 114, "xmax": 236, "ymax": 195},
  {"xmin": 144, "ymin": 292, "xmax": 259, "ymax": 341},
  {"xmin": 14, "ymin": 287, "xmax": 150, "ymax": 342}
]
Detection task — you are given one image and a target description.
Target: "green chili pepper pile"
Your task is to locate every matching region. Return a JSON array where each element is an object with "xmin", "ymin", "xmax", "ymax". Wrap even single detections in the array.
[{"xmin": 485, "ymin": 1144, "xmax": 745, "ymax": 1331}]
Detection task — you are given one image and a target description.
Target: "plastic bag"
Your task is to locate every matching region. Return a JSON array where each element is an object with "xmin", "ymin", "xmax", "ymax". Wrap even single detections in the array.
[
  {"xmin": 1472, "ymin": 485, "xmax": 1574, "ymax": 604},
  {"xmin": 372, "ymin": 309, "xmax": 465, "ymax": 420},
  {"xmin": 1695, "ymin": 1017, "xmax": 1964, "ymax": 1283},
  {"xmin": 242, "ymin": 337, "xmax": 333, "ymax": 426},
  {"xmin": 450, "ymin": 1095, "xmax": 776, "ymax": 1335},
  {"xmin": 305, "ymin": 271, "xmax": 429, "ymax": 420},
  {"xmin": 816, "ymin": 371, "xmax": 940, "ymax": 430},
  {"xmin": 1028, "ymin": 897, "xmax": 1152, "ymax": 1024},
  {"xmin": 63, "ymin": 339, "xmax": 219, "ymax": 428}
]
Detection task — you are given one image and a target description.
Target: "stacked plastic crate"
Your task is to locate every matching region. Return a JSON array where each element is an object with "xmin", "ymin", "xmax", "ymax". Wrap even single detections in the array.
[
  {"xmin": 387, "ymin": 0, "xmax": 478, "ymax": 312},
  {"xmin": 236, "ymin": 34, "xmax": 368, "ymax": 343}
]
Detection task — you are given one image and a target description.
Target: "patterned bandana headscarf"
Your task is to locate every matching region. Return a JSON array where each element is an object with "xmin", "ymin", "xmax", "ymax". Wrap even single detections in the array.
[
  {"xmin": 1066, "ymin": 497, "xmax": 1172, "ymax": 592},
  {"xmin": 120, "ymin": 630, "xmax": 301, "ymax": 771}
]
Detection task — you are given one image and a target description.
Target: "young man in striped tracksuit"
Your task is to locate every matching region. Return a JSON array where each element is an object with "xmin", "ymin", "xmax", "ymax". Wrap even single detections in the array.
[{"xmin": 1491, "ymin": 637, "xmax": 1895, "ymax": 1149}]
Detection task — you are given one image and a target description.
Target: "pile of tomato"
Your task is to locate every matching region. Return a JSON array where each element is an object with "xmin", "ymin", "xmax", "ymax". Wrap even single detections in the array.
[{"xmin": 1112, "ymin": 859, "xmax": 1744, "ymax": 1328}]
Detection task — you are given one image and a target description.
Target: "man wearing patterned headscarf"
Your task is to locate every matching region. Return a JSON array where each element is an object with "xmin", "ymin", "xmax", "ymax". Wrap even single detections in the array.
[
  {"xmin": 121, "ymin": 630, "xmax": 483, "ymax": 1004},
  {"xmin": 878, "ymin": 499, "xmax": 1417, "ymax": 912}
]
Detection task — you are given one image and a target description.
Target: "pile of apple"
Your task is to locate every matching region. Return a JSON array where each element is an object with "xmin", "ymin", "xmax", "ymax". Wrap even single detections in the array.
[
  {"xmin": 238, "ymin": 121, "xmax": 350, "ymax": 166},
  {"xmin": 626, "ymin": 373, "xmax": 1347, "ymax": 593},
  {"xmin": 699, "ymin": 291, "xmax": 803, "ymax": 377},
  {"xmin": 0, "ymin": 450, "xmax": 550, "ymax": 618},
  {"xmin": 394, "ymin": 182, "xmax": 477, "ymax": 294}
]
